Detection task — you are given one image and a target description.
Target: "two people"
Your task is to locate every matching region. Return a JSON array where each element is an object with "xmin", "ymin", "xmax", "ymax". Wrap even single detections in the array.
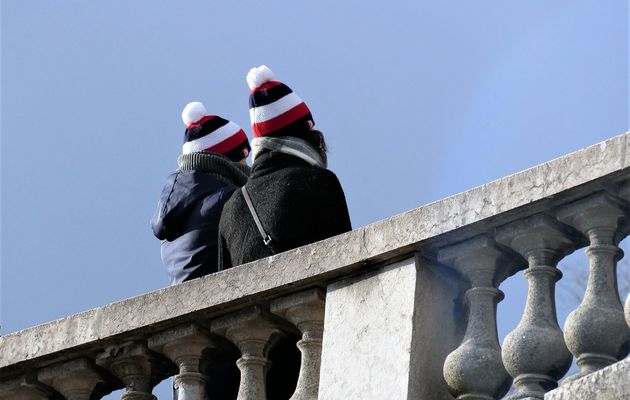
[
  {"xmin": 152, "ymin": 64, "xmax": 351, "ymax": 283},
  {"xmin": 151, "ymin": 65, "xmax": 351, "ymax": 399}
]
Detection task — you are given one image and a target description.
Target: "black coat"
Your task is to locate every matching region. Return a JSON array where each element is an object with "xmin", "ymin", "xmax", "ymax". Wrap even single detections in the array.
[
  {"xmin": 151, "ymin": 171, "xmax": 236, "ymax": 285},
  {"xmin": 218, "ymin": 151, "xmax": 352, "ymax": 270}
]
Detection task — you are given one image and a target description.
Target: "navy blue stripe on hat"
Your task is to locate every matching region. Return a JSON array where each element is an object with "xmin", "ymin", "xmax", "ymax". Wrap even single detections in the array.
[
  {"xmin": 249, "ymin": 83, "xmax": 293, "ymax": 108},
  {"xmin": 184, "ymin": 116, "xmax": 230, "ymax": 142}
]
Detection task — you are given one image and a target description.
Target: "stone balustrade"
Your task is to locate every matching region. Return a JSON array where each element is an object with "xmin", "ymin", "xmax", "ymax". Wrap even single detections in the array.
[
  {"xmin": 496, "ymin": 215, "xmax": 581, "ymax": 398},
  {"xmin": 2, "ymin": 132, "xmax": 630, "ymax": 400}
]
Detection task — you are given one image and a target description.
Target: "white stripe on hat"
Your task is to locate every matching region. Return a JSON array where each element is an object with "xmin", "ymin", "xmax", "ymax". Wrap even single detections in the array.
[
  {"xmin": 249, "ymin": 92, "xmax": 304, "ymax": 124},
  {"xmin": 182, "ymin": 121, "xmax": 242, "ymax": 154}
]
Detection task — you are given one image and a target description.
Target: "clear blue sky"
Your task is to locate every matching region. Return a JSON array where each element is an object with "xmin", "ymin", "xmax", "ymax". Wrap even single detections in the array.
[{"xmin": 2, "ymin": 1, "xmax": 628, "ymax": 398}]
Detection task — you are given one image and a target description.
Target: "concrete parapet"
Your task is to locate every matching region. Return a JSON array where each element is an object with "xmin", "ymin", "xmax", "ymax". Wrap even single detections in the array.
[
  {"xmin": 3, "ymin": 132, "xmax": 629, "ymax": 372},
  {"xmin": 1, "ymin": 131, "xmax": 630, "ymax": 399}
]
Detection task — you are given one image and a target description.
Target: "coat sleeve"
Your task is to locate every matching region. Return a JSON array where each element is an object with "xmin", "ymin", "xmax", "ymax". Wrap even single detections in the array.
[
  {"xmin": 150, "ymin": 172, "xmax": 180, "ymax": 240},
  {"xmin": 323, "ymin": 171, "xmax": 352, "ymax": 234}
]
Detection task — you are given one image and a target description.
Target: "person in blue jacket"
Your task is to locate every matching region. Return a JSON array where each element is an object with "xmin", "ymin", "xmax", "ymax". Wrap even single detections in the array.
[{"xmin": 151, "ymin": 101, "xmax": 251, "ymax": 286}]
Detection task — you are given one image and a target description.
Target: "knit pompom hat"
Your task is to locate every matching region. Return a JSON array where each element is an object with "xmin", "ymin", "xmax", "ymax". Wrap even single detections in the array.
[
  {"xmin": 181, "ymin": 102, "xmax": 251, "ymax": 161},
  {"xmin": 247, "ymin": 65, "xmax": 314, "ymax": 138}
]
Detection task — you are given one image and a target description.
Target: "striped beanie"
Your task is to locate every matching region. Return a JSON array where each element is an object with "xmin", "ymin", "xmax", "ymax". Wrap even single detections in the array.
[
  {"xmin": 181, "ymin": 102, "xmax": 251, "ymax": 162},
  {"xmin": 247, "ymin": 65, "xmax": 314, "ymax": 138}
]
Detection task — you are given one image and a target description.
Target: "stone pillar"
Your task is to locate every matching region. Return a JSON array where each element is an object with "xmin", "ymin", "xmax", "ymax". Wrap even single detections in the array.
[
  {"xmin": 558, "ymin": 193, "xmax": 630, "ymax": 378},
  {"xmin": 271, "ymin": 288, "xmax": 325, "ymax": 400},
  {"xmin": 0, "ymin": 376, "xmax": 50, "ymax": 400},
  {"xmin": 318, "ymin": 257, "xmax": 418, "ymax": 399},
  {"xmin": 318, "ymin": 255, "xmax": 467, "ymax": 399},
  {"xmin": 149, "ymin": 324, "xmax": 220, "ymax": 400},
  {"xmin": 38, "ymin": 358, "xmax": 106, "ymax": 400},
  {"xmin": 96, "ymin": 341, "xmax": 169, "ymax": 400},
  {"xmin": 437, "ymin": 235, "xmax": 521, "ymax": 400},
  {"xmin": 212, "ymin": 306, "xmax": 284, "ymax": 400},
  {"xmin": 496, "ymin": 214, "xmax": 580, "ymax": 399}
]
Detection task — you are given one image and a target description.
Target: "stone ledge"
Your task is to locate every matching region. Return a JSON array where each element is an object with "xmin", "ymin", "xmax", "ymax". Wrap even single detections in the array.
[
  {"xmin": 544, "ymin": 358, "xmax": 630, "ymax": 399},
  {"xmin": 1, "ymin": 131, "xmax": 629, "ymax": 372}
]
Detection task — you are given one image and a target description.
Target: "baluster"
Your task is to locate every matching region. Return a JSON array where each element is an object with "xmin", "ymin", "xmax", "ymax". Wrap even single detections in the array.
[
  {"xmin": 496, "ymin": 214, "xmax": 582, "ymax": 398},
  {"xmin": 38, "ymin": 358, "xmax": 106, "ymax": 400},
  {"xmin": 96, "ymin": 341, "xmax": 171, "ymax": 400},
  {"xmin": 271, "ymin": 289, "xmax": 325, "ymax": 400},
  {"xmin": 0, "ymin": 376, "xmax": 50, "ymax": 400},
  {"xmin": 437, "ymin": 235, "xmax": 522, "ymax": 400},
  {"xmin": 557, "ymin": 192, "xmax": 630, "ymax": 378},
  {"xmin": 149, "ymin": 324, "xmax": 219, "ymax": 400},
  {"xmin": 212, "ymin": 306, "xmax": 284, "ymax": 400}
]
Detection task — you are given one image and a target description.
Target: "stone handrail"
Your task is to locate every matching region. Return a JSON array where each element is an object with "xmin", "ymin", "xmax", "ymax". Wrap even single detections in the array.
[{"xmin": 1, "ymin": 132, "xmax": 630, "ymax": 399}]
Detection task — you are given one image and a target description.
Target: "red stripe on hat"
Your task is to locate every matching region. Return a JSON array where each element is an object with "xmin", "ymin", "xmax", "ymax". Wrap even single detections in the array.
[
  {"xmin": 252, "ymin": 102, "xmax": 311, "ymax": 137},
  {"xmin": 206, "ymin": 129, "xmax": 248, "ymax": 154},
  {"xmin": 188, "ymin": 115, "xmax": 216, "ymax": 128},
  {"xmin": 251, "ymin": 81, "xmax": 282, "ymax": 93}
]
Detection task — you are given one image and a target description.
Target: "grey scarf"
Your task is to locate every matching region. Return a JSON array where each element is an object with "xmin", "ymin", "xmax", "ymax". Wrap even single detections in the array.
[
  {"xmin": 251, "ymin": 136, "xmax": 327, "ymax": 168},
  {"xmin": 177, "ymin": 152, "xmax": 250, "ymax": 187}
]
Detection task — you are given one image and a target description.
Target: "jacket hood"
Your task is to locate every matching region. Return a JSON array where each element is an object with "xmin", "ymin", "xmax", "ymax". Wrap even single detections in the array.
[{"xmin": 151, "ymin": 171, "xmax": 227, "ymax": 240}]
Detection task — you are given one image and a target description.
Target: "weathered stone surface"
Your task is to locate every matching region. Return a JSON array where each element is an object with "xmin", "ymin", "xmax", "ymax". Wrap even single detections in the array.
[
  {"xmin": 319, "ymin": 258, "xmax": 418, "ymax": 400},
  {"xmin": 148, "ymin": 324, "xmax": 220, "ymax": 400},
  {"xmin": 557, "ymin": 193, "xmax": 630, "ymax": 378},
  {"xmin": 0, "ymin": 376, "xmax": 50, "ymax": 400},
  {"xmin": 544, "ymin": 358, "xmax": 630, "ymax": 399},
  {"xmin": 407, "ymin": 255, "xmax": 468, "ymax": 400},
  {"xmin": 38, "ymin": 358, "xmax": 107, "ymax": 400},
  {"xmin": 271, "ymin": 289, "xmax": 325, "ymax": 400},
  {"xmin": 437, "ymin": 234, "xmax": 524, "ymax": 285},
  {"xmin": 96, "ymin": 341, "xmax": 170, "ymax": 400},
  {"xmin": 438, "ymin": 235, "xmax": 521, "ymax": 400},
  {"xmin": 211, "ymin": 306, "xmax": 285, "ymax": 400},
  {"xmin": 1, "ymin": 131, "xmax": 629, "ymax": 373},
  {"xmin": 496, "ymin": 214, "xmax": 581, "ymax": 398}
]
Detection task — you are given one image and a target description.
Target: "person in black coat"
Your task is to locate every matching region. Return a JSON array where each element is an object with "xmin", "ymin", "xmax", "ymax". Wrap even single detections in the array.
[
  {"xmin": 218, "ymin": 65, "xmax": 351, "ymax": 270},
  {"xmin": 218, "ymin": 140, "xmax": 351, "ymax": 269},
  {"xmin": 151, "ymin": 101, "xmax": 251, "ymax": 285},
  {"xmin": 217, "ymin": 65, "xmax": 351, "ymax": 400}
]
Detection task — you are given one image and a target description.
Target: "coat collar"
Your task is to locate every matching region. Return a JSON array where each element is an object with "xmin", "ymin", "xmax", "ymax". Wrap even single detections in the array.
[{"xmin": 250, "ymin": 151, "xmax": 312, "ymax": 179}]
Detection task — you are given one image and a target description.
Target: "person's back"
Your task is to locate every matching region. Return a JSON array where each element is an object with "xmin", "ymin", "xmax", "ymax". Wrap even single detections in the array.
[
  {"xmin": 152, "ymin": 157, "xmax": 248, "ymax": 284},
  {"xmin": 216, "ymin": 65, "xmax": 350, "ymax": 400},
  {"xmin": 152, "ymin": 102, "xmax": 251, "ymax": 285},
  {"xmin": 219, "ymin": 150, "xmax": 350, "ymax": 268},
  {"xmin": 218, "ymin": 65, "xmax": 351, "ymax": 270}
]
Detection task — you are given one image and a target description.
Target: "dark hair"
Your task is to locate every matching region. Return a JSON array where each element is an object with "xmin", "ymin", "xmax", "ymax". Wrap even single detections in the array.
[{"xmin": 301, "ymin": 130, "xmax": 327, "ymax": 154}]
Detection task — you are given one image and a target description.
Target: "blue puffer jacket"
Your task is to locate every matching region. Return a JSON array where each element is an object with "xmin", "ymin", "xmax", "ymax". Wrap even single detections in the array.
[{"xmin": 151, "ymin": 170, "xmax": 237, "ymax": 285}]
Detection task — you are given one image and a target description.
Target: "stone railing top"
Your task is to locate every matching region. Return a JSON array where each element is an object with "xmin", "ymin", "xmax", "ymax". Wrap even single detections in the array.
[{"xmin": 2, "ymin": 131, "xmax": 629, "ymax": 373}]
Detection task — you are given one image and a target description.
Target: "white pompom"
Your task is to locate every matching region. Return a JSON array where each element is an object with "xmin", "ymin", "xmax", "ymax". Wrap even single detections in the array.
[
  {"xmin": 181, "ymin": 102, "xmax": 207, "ymax": 125},
  {"xmin": 246, "ymin": 65, "xmax": 275, "ymax": 89}
]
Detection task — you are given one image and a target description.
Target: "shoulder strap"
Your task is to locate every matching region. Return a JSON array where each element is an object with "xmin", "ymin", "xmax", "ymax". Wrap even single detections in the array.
[{"xmin": 241, "ymin": 186, "xmax": 277, "ymax": 254}]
